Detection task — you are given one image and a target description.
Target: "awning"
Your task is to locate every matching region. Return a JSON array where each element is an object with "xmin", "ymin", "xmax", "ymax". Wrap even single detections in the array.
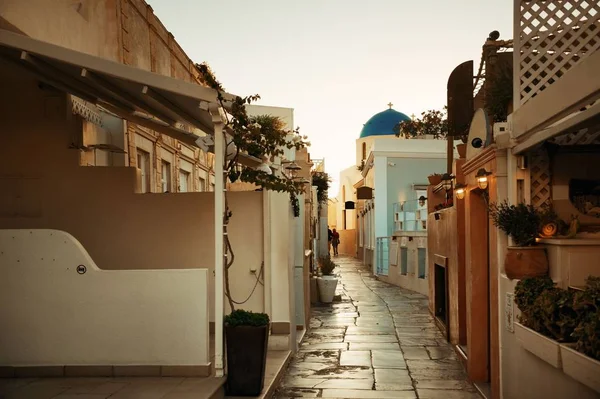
[{"xmin": 0, "ymin": 29, "xmax": 234, "ymax": 148}]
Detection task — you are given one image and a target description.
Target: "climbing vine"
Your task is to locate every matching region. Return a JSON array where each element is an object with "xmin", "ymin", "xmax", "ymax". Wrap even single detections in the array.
[
  {"xmin": 196, "ymin": 62, "xmax": 310, "ymax": 311},
  {"xmin": 312, "ymin": 171, "xmax": 331, "ymax": 206}
]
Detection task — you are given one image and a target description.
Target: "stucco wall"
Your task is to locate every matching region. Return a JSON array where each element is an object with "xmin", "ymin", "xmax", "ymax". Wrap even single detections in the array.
[
  {"xmin": 0, "ymin": 229, "xmax": 209, "ymax": 367},
  {"xmin": 382, "ymin": 232, "xmax": 428, "ymax": 296},
  {"xmin": 427, "ymin": 207, "xmax": 464, "ymax": 345},
  {"xmin": 0, "ymin": 67, "xmax": 265, "ymax": 322}
]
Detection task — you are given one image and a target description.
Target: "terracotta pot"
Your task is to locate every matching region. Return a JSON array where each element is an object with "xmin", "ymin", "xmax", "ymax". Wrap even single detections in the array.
[
  {"xmin": 428, "ymin": 175, "xmax": 442, "ymax": 186},
  {"xmin": 456, "ymin": 143, "xmax": 467, "ymax": 159},
  {"xmin": 504, "ymin": 246, "xmax": 548, "ymax": 280}
]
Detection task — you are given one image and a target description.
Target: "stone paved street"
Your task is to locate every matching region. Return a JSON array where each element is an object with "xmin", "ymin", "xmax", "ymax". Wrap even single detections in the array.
[{"xmin": 275, "ymin": 257, "xmax": 479, "ymax": 399}]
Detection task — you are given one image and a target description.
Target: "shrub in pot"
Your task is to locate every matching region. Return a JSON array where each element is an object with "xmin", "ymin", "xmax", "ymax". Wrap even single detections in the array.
[
  {"xmin": 514, "ymin": 275, "xmax": 555, "ymax": 332},
  {"xmin": 317, "ymin": 256, "xmax": 338, "ymax": 303},
  {"xmin": 224, "ymin": 310, "xmax": 270, "ymax": 396},
  {"xmin": 573, "ymin": 276, "xmax": 600, "ymax": 361},
  {"xmin": 490, "ymin": 201, "xmax": 548, "ymax": 279}
]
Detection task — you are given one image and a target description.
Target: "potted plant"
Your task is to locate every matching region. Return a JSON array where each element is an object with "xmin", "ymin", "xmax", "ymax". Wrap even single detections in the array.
[
  {"xmin": 224, "ymin": 310, "xmax": 270, "ymax": 396},
  {"xmin": 317, "ymin": 256, "xmax": 338, "ymax": 303},
  {"xmin": 563, "ymin": 276, "xmax": 600, "ymax": 392},
  {"xmin": 428, "ymin": 173, "xmax": 442, "ymax": 186},
  {"xmin": 490, "ymin": 201, "xmax": 548, "ymax": 279}
]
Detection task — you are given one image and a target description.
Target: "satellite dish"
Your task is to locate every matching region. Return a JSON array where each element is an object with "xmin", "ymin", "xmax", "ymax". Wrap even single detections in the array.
[{"xmin": 466, "ymin": 108, "xmax": 492, "ymax": 160}]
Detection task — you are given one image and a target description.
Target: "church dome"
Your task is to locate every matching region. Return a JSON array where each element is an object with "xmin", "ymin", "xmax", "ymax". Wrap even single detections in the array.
[{"xmin": 359, "ymin": 106, "xmax": 411, "ymax": 138}]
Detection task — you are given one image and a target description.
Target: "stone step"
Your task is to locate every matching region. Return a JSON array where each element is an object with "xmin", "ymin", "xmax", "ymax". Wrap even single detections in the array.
[{"xmin": 268, "ymin": 334, "xmax": 290, "ymax": 351}]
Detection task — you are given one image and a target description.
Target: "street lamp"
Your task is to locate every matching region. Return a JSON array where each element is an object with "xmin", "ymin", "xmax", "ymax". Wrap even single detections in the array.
[{"xmin": 475, "ymin": 168, "xmax": 492, "ymax": 190}]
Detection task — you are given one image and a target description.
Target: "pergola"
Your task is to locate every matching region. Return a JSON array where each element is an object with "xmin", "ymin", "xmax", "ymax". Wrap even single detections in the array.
[{"xmin": 0, "ymin": 28, "xmax": 236, "ymax": 377}]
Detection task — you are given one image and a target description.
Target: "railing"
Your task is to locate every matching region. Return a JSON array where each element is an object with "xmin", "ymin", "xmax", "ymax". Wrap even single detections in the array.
[
  {"xmin": 393, "ymin": 200, "xmax": 427, "ymax": 232},
  {"xmin": 376, "ymin": 237, "xmax": 390, "ymax": 276}
]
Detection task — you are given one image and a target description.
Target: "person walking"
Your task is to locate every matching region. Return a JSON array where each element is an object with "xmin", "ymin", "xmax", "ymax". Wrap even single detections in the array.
[
  {"xmin": 332, "ymin": 228, "xmax": 340, "ymax": 256},
  {"xmin": 327, "ymin": 227, "xmax": 333, "ymax": 255}
]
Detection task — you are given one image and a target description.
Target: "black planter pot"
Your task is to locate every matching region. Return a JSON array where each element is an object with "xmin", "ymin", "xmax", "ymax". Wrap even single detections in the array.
[{"xmin": 225, "ymin": 324, "xmax": 269, "ymax": 396}]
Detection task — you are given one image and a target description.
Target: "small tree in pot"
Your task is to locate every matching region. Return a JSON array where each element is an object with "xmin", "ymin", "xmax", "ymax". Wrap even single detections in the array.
[
  {"xmin": 317, "ymin": 256, "xmax": 338, "ymax": 303},
  {"xmin": 490, "ymin": 201, "xmax": 548, "ymax": 279}
]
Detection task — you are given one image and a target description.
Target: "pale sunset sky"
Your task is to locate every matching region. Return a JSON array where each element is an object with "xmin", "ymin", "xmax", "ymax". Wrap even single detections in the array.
[{"xmin": 148, "ymin": 0, "xmax": 513, "ymax": 195}]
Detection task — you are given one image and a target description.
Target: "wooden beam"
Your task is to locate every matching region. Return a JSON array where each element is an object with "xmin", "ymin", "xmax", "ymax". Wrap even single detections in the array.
[{"xmin": 100, "ymin": 103, "xmax": 200, "ymax": 148}]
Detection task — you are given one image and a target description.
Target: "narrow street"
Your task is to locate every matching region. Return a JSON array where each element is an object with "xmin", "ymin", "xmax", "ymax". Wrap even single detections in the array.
[{"xmin": 275, "ymin": 256, "xmax": 479, "ymax": 399}]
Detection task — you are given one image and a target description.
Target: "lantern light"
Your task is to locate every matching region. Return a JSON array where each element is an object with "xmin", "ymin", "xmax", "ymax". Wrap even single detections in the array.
[
  {"xmin": 455, "ymin": 183, "xmax": 467, "ymax": 200},
  {"xmin": 475, "ymin": 168, "xmax": 492, "ymax": 190},
  {"xmin": 441, "ymin": 173, "xmax": 454, "ymax": 192},
  {"xmin": 284, "ymin": 161, "xmax": 301, "ymax": 179}
]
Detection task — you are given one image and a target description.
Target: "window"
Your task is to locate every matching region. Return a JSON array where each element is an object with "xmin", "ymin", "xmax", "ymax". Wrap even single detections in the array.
[
  {"xmin": 179, "ymin": 170, "xmax": 190, "ymax": 192},
  {"xmin": 199, "ymin": 177, "xmax": 207, "ymax": 192},
  {"xmin": 362, "ymin": 142, "xmax": 366, "ymax": 160},
  {"xmin": 400, "ymin": 247, "xmax": 408, "ymax": 275},
  {"xmin": 161, "ymin": 161, "xmax": 171, "ymax": 192},
  {"xmin": 136, "ymin": 149, "xmax": 151, "ymax": 193},
  {"xmin": 418, "ymin": 248, "xmax": 427, "ymax": 279}
]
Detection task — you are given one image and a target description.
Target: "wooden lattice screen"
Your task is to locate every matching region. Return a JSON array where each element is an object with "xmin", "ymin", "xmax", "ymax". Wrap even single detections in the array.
[
  {"xmin": 530, "ymin": 147, "xmax": 552, "ymax": 209},
  {"xmin": 516, "ymin": 0, "xmax": 600, "ymax": 107}
]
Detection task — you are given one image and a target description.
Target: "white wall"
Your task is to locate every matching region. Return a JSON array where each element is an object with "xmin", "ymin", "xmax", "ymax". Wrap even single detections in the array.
[{"xmin": 0, "ymin": 229, "xmax": 209, "ymax": 366}]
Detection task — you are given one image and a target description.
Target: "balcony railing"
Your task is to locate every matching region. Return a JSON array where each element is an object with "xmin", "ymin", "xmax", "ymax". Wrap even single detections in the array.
[{"xmin": 393, "ymin": 200, "xmax": 427, "ymax": 232}]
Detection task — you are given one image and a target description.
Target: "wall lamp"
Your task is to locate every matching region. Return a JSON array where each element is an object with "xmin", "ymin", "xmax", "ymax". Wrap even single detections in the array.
[
  {"xmin": 475, "ymin": 168, "xmax": 492, "ymax": 190},
  {"xmin": 284, "ymin": 161, "xmax": 301, "ymax": 179},
  {"xmin": 418, "ymin": 195, "xmax": 427, "ymax": 207},
  {"xmin": 454, "ymin": 183, "xmax": 467, "ymax": 200},
  {"xmin": 441, "ymin": 173, "xmax": 454, "ymax": 192}
]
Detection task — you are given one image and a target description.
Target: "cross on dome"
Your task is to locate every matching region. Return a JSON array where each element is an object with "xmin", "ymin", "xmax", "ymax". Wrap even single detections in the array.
[{"xmin": 387, "ymin": 102, "xmax": 393, "ymax": 109}]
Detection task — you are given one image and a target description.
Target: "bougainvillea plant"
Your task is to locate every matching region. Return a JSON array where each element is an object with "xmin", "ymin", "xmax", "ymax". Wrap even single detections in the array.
[
  {"xmin": 196, "ymin": 62, "xmax": 310, "ymax": 311},
  {"xmin": 393, "ymin": 107, "xmax": 451, "ymax": 141}
]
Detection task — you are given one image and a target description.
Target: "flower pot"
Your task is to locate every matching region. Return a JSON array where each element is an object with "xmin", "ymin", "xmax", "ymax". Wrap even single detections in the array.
[
  {"xmin": 428, "ymin": 175, "xmax": 442, "ymax": 186},
  {"xmin": 504, "ymin": 246, "xmax": 548, "ymax": 280},
  {"xmin": 560, "ymin": 344, "xmax": 600, "ymax": 393},
  {"xmin": 456, "ymin": 143, "xmax": 467, "ymax": 159},
  {"xmin": 514, "ymin": 322, "xmax": 561, "ymax": 368},
  {"xmin": 317, "ymin": 275, "xmax": 338, "ymax": 303},
  {"xmin": 225, "ymin": 324, "xmax": 269, "ymax": 396}
]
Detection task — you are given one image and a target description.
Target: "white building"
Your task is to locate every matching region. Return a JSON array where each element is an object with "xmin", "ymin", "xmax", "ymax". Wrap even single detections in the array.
[{"xmin": 335, "ymin": 105, "xmax": 452, "ymax": 295}]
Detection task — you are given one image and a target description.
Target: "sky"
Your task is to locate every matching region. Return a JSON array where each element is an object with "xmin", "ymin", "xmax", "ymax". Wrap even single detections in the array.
[{"xmin": 148, "ymin": 0, "xmax": 513, "ymax": 195}]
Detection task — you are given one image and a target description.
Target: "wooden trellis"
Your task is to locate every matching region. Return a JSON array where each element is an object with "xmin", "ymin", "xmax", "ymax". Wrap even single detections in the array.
[
  {"xmin": 530, "ymin": 146, "xmax": 552, "ymax": 209},
  {"xmin": 551, "ymin": 127, "xmax": 600, "ymax": 145},
  {"xmin": 516, "ymin": 0, "xmax": 600, "ymax": 107}
]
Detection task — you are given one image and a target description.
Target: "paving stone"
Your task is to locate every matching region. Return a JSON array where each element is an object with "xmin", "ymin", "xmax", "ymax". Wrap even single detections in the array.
[
  {"xmin": 313, "ymin": 379, "xmax": 374, "ymax": 389},
  {"xmin": 401, "ymin": 347, "xmax": 430, "ymax": 360},
  {"xmin": 277, "ymin": 256, "xmax": 472, "ymax": 399},
  {"xmin": 299, "ymin": 342, "xmax": 347, "ymax": 350},
  {"xmin": 340, "ymin": 351, "xmax": 371, "ymax": 367},
  {"xmin": 298, "ymin": 350, "xmax": 340, "ymax": 363},
  {"xmin": 399, "ymin": 337, "xmax": 441, "ymax": 346},
  {"xmin": 372, "ymin": 350, "xmax": 407, "ymax": 369},
  {"xmin": 426, "ymin": 346, "xmax": 458, "ymax": 360},
  {"xmin": 417, "ymin": 389, "xmax": 481, "ymax": 399},
  {"xmin": 345, "ymin": 335, "xmax": 397, "ymax": 343},
  {"xmin": 321, "ymin": 389, "xmax": 417, "ymax": 398},
  {"xmin": 406, "ymin": 359, "xmax": 464, "ymax": 370},
  {"xmin": 349, "ymin": 342, "xmax": 400, "ymax": 351},
  {"xmin": 414, "ymin": 379, "xmax": 476, "ymax": 391},
  {"xmin": 409, "ymin": 368, "xmax": 468, "ymax": 380},
  {"xmin": 274, "ymin": 388, "xmax": 320, "ymax": 397},
  {"xmin": 374, "ymin": 368, "xmax": 411, "ymax": 382},
  {"xmin": 346, "ymin": 326, "xmax": 395, "ymax": 335}
]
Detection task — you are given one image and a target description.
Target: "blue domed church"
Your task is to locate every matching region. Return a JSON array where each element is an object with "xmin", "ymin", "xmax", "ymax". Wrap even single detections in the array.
[{"xmin": 333, "ymin": 104, "xmax": 450, "ymax": 295}]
